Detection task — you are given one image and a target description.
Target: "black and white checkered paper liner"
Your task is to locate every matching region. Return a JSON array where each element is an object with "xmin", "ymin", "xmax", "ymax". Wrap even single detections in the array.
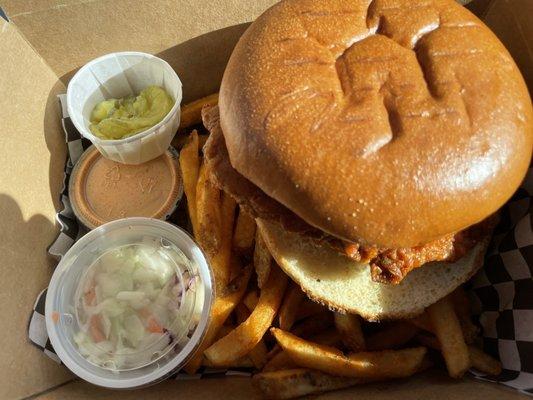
[
  {"xmin": 469, "ymin": 169, "xmax": 533, "ymax": 395},
  {"xmin": 28, "ymin": 94, "xmax": 532, "ymax": 391}
]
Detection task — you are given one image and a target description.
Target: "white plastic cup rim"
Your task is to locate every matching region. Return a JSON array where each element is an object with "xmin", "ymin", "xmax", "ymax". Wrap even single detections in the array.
[
  {"xmin": 66, "ymin": 51, "xmax": 182, "ymax": 146},
  {"xmin": 45, "ymin": 217, "xmax": 213, "ymax": 389}
]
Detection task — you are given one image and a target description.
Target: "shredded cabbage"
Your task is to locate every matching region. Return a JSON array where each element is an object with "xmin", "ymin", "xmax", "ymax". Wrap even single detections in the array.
[{"xmin": 73, "ymin": 243, "xmax": 200, "ymax": 370}]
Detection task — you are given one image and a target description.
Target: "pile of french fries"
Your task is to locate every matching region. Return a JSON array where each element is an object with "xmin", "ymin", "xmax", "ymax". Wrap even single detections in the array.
[{"xmin": 175, "ymin": 96, "xmax": 503, "ymax": 399}]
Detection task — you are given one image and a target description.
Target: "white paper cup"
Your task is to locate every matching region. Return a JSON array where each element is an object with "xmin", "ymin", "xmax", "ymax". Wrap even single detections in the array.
[{"xmin": 67, "ymin": 52, "xmax": 182, "ymax": 165}]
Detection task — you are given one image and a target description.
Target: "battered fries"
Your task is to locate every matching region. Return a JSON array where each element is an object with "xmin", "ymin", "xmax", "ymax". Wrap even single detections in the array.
[
  {"xmin": 179, "ymin": 93, "xmax": 219, "ymax": 130},
  {"xmin": 233, "ymin": 209, "xmax": 256, "ymax": 253},
  {"xmin": 279, "ymin": 284, "xmax": 305, "ymax": 331},
  {"xmin": 427, "ymin": 295, "xmax": 470, "ymax": 378},
  {"xmin": 271, "ymin": 328, "xmax": 427, "ymax": 379},
  {"xmin": 178, "ymin": 130, "xmax": 200, "ymax": 234},
  {"xmin": 333, "ymin": 312, "xmax": 365, "ymax": 351},
  {"xmin": 366, "ymin": 321, "xmax": 419, "ymax": 351},
  {"xmin": 204, "ymin": 266, "xmax": 288, "ymax": 366},
  {"xmin": 254, "ymin": 230, "xmax": 272, "ymax": 289},
  {"xmin": 253, "ymin": 369, "xmax": 361, "ymax": 400}
]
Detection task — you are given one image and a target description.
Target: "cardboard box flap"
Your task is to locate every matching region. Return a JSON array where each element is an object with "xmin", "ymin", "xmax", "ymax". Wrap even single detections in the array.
[
  {"xmin": 482, "ymin": 0, "xmax": 533, "ymax": 89},
  {"xmin": 0, "ymin": 0, "xmax": 97, "ymax": 17},
  {"xmin": 0, "ymin": 18, "xmax": 72, "ymax": 400},
  {"xmin": 1, "ymin": 0, "xmax": 279, "ymax": 101},
  {"xmin": 35, "ymin": 370, "xmax": 527, "ymax": 400},
  {"xmin": 3, "ymin": 0, "xmax": 531, "ymax": 94}
]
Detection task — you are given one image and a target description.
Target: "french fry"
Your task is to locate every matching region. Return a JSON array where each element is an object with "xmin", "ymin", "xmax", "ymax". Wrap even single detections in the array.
[
  {"xmin": 196, "ymin": 162, "xmax": 222, "ymax": 256},
  {"xmin": 254, "ymin": 230, "xmax": 272, "ymax": 288},
  {"xmin": 220, "ymin": 192, "xmax": 237, "ymax": 237},
  {"xmin": 243, "ymin": 290, "xmax": 259, "ymax": 312},
  {"xmin": 346, "ymin": 348, "xmax": 429, "ymax": 379},
  {"xmin": 416, "ymin": 333, "xmax": 502, "ymax": 376},
  {"xmin": 196, "ymin": 162, "xmax": 237, "ymax": 289},
  {"xmin": 249, "ymin": 341, "xmax": 269, "ymax": 370},
  {"xmin": 173, "ymin": 133, "xmax": 209, "ymax": 150},
  {"xmin": 204, "ymin": 266, "xmax": 288, "ymax": 366},
  {"xmin": 333, "ymin": 312, "xmax": 365, "ymax": 351},
  {"xmin": 457, "ymin": 317, "xmax": 479, "ymax": 344},
  {"xmin": 296, "ymin": 299, "xmax": 325, "ymax": 321},
  {"xmin": 427, "ymin": 295, "xmax": 470, "ymax": 378},
  {"xmin": 270, "ymin": 302, "xmax": 334, "ymax": 362},
  {"xmin": 207, "ymin": 192, "xmax": 236, "ymax": 288},
  {"xmin": 215, "ymin": 324, "xmax": 235, "ymax": 341},
  {"xmin": 183, "ymin": 265, "xmax": 252, "ymax": 374},
  {"xmin": 415, "ymin": 332, "xmax": 441, "ymax": 350},
  {"xmin": 292, "ymin": 311, "xmax": 334, "ymax": 338},
  {"xmin": 266, "ymin": 345, "xmax": 282, "ymax": 361},
  {"xmin": 366, "ymin": 321, "xmax": 419, "ymax": 351},
  {"xmin": 178, "ymin": 130, "xmax": 200, "ymax": 235},
  {"xmin": 233, "ymin": 209, "xmax": 256, "ymax": 253},
  {"xmin": 171, "ymin": 133, "xmax": 190, "ymax": 150},
  {"xmin": 235, "ymin": 302, "xmax": 250, "ymax": 323},
  {"xmin": 235, "ymin": 303, "xmax": 269, "ymax": 369},
  {"xmin": 266, "ymin": 311, "xmax": 335, "ymax": 360},
  {"xmin": 279, "ymin": 283, "xmax": 305, "ymax": 331},
  {"xmin": 263, "ymin": 350, "xmax": 297, "ymax": 372},
  {"xmin": 451, "ymin": 287, "xmax": 479, "ymax": 344},
  {"xmin": 253, "ymin": 369, "xmax": 363, "ymax": 400},
  {"xmin": 179, "ymin": 93, "xmax": 219, "ymax": 130},
  {"xmin": 414, "ymin": 292, "xmax": 480, "ymax": 348},
  {"xmin": 409, "ymin": 312, "xmax": 433, "ymax": 332},
  {"xmin": 468, "ymin": 345, "xmax": 502, "ymax": 376},
  {"xmin": 450, "ymin": 287, "xmax": 471, "ymax": 314},
  {"xmin": 264, "ymin": 329, "xmax": 343, "ymax": 372},
  {"xmin": 271, "ymin": 328, "xmax": 427, "ymax": 379}
]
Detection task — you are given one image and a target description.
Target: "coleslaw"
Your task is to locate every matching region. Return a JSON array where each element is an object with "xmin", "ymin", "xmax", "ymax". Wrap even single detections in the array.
[{"xmin": 73, "ymin": 243, "xmax": 202, "ymax": 370}]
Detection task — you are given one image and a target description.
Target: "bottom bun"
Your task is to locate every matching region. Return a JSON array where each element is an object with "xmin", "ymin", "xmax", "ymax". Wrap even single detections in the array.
[{"xmin": 257, "ymin": 218, "xmax": 489, "ymax": 321}]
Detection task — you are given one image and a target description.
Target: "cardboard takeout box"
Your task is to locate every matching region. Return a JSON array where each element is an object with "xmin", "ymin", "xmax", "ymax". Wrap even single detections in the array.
[{"xmin": 0, "ymin": 0, "xmax": 531, "ymax": 398}]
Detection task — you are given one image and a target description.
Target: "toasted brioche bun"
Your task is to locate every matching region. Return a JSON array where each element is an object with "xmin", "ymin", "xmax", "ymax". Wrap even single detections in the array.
[
  {"xmin": 220, "ymin": 0, "xmax": 532, "ymax": 248},
  {"xmin": 257, "ymin": 218, "xmax": 489, "ymax": 321}
]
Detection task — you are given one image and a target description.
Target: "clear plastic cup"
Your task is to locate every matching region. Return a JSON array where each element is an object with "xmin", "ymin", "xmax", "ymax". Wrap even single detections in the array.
[
  {"xmin": 66, "ymin": 52, "xmax": 182, "ymax": 165},
  {"xmin": 45, "ymin": 218, "xmax": 213, "ymax": 388}
]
